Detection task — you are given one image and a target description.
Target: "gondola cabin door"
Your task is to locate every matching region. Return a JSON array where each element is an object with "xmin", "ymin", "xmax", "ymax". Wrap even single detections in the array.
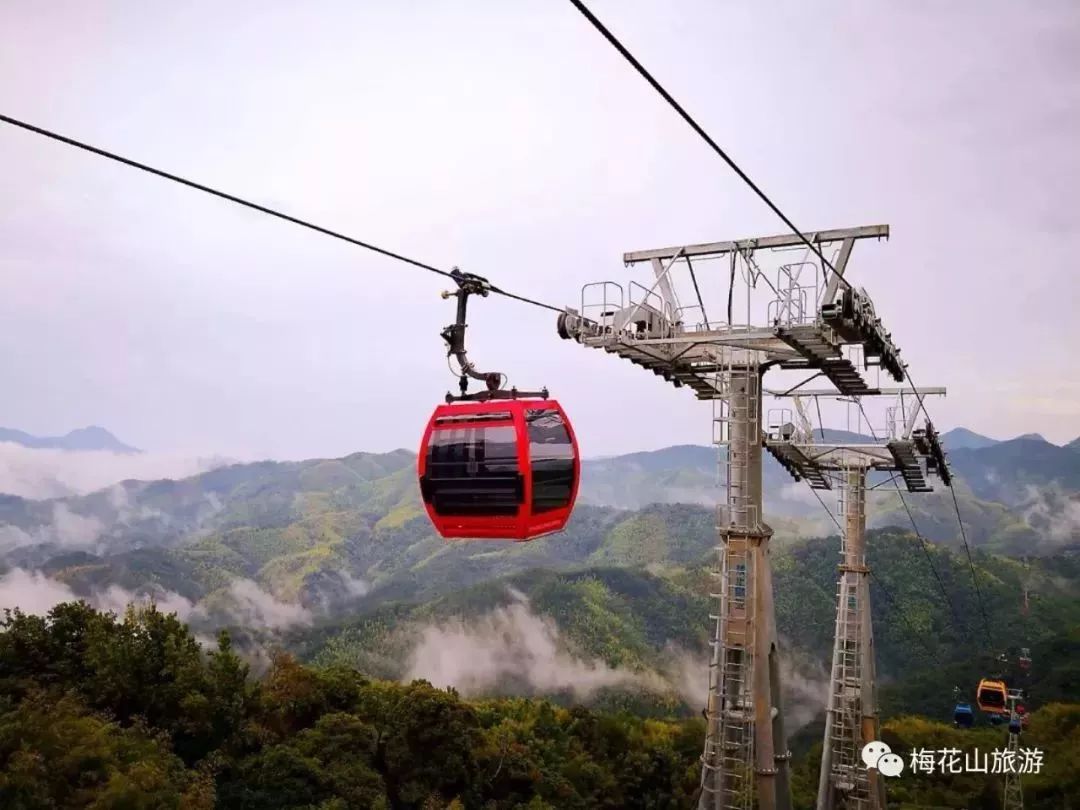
[{"xmin": 418, "ymin": 399, "xmax": 579, "ymax": 540}]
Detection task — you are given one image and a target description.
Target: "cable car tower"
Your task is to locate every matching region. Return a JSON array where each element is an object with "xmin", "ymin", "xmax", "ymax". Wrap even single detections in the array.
[
  {"xmin": 1002, "ymin": 690, "xmax": 1025, "ymax": 810},
  {"xmin": 763, "ymin": 387, "xmax": 948, "ymax": 810},
  {"xmin": 558, "ymin": 224, "xmax": 904, "ymax": 810}
]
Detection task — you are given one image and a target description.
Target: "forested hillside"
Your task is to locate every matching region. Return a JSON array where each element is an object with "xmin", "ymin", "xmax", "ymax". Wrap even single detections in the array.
[
  {"xmin": 293, "ymin": 531, "xmax": 1080, "ymax": 723},
  {"xmin": 0, "ymin": 604, "xmax": 704, "ymax": 809},
  {"xmin": 1, "ymin": 602, "xmax": 1077, "ymax": 809}
]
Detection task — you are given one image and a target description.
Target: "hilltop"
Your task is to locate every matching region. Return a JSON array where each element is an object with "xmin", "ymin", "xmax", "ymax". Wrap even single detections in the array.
[{"xmin": 0, "ymin": 425, "xmax": 140, "ymax": 454}]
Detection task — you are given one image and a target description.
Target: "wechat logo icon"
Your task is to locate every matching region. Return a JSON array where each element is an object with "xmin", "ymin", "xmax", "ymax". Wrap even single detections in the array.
[{"xmin": 861, "ymin": 740, "xmax": 905, "ymax": 778}]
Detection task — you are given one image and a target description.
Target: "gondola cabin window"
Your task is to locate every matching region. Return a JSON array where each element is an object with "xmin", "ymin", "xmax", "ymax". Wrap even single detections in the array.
[
  {"xmin": 424, "ymin": 417, "xmax": 520, "ymax": 516},
  {"xmin": 526, "ymin": 409, "xmax": 575, "ymax": 513}
]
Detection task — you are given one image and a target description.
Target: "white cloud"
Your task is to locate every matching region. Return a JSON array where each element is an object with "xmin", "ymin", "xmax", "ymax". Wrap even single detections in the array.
[
  {"xmin": 214, "ymin": 578, "xmax": 313, "ymax": 630},
  {"xmin": 0, "ymin": 526, "xmax": 34, "ymax": 553},
  {"xmin": 0, "ymin": 568, "xmax": 312, "ymax": 641},
  {"xmin": 0, "ymin": 442, "xmax": 230, "ymax": 500},
  {"xmin": 338, "ymin": 571, "xmax": 370, "ymax": 599},
  {"xmin": 778, "ymin": 640, "xmax": 830, "ymax": 735},
  {"xmin": 660, "ymin": 646, "xmax": 710, "ymax": 708},
  {"xmin": 657, "ymin": 641, "xmax": 829, "ymax": 734},
  {"xmin": 304, "ymin": 570, "xmax": 372, "ymax": 617},
  {"xmin": 0, "ymin": 504, "xmax": 106, "ymax": 553},
  {"xmin": 48, "ymin": 502, "xmax": 105, "ymax": 547},
  {"xmin": 1019, "ymin": 484, "xmax": 1080, "ymax": 546},
  {"xmin": 777, "ymin": 482, "xmax": 825, "ymax": 508},
  {"xmin": 405, "ymin": 591, "xmax": 648, "ymax": 699},
  {"xmin": 0, "ymin": 568, "xmax": 80, "ymax": 615},
  {"xmin": 94, "ymin": 583, "xmax": 197, "ymax": 620},
  {"xmin": 403, "ymin": 591, "xmax": 833, "ymax": 727},
  {"xmin": 0, "ymin": 567, "xmax": 195, "ymax": 619}
]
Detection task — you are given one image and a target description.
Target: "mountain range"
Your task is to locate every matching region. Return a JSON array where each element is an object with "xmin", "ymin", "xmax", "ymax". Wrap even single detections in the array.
[
  {"xmin": 0, "ymin": 421, "xmax": 1078, "ymax": 799},
  {"xmin": 0, "ymin": 425, "xmax": 1078, "ymax": 608},
  {"xmin": 0, "ymin": 425, "xmax": 140, "ymax": 454}
]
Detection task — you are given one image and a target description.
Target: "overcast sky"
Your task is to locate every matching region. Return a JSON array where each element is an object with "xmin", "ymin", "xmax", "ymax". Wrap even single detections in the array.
[{"xmin": 1, "ymin": 1, "xmax": 1077, "ymax": 460}]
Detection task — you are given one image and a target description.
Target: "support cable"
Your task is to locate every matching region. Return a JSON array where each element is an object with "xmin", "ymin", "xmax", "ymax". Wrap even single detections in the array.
[
  {"xmin": 853, "ymin": 399, "xmax": 966, "ymax": 634},
  {"xmin": 898, "ymin": 366, "xmax": 995, "ymax": 651},
  {"xmin": 808, "ymin": 481, "xmax": 938, "ymax": 658},
  {"xmin": 0, "ymin": 113, "xmax": 564, "ymax": 315},
  {"xmin": 566, "ymin": 0, "xmax": 853, "ymax": 292},
  {"xmin": 947, "ymin": 470, "xmax": 993, "ymax": 647}
]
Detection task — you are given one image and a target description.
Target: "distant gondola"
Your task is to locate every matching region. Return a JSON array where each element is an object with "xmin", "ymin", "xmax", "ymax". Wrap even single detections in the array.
[
  {"xmin": 976, "ymin": 678, "xmax": 1008, "ymax": 714},
  {"xmin": 1016, "ymin": 704, "xmax": 1030, "ymax": 729},
  {"xmin": 953, "ymin": 702, "xmax": 974, "ymax": 729}
]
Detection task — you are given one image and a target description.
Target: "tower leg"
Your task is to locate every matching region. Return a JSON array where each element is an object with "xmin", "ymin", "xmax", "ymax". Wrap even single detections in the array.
[
  {"xmin": 817, "ymin": 467, "xmax": 882, "ymax": 810},
  {"xmin": 1002, "ymin": 697, "xmax": 1025, "ymax": 810},
  {"xmin": 700, "ymin": 367, "xmax": 791, "ymax": 810},
  {"xmin": 759, "ymin": 545, "xmax": 791, "ymax": 809}
]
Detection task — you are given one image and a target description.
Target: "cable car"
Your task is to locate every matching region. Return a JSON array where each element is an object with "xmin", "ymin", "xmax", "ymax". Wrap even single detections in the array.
[
  {"xmin": 1016, "ymin": 704, "xmax": 1030, "ymax": 729},
  {"xmin": 419, "ymin": 399, "xmax": 579, "ymax": 539},
  {"xmin": 417, "ymin": 268, "xmax": 580, "ymax": 541},
  {"xmin": 1018, "ymin": 647, "xmax": 1031, "ymax": 671},
  {"xmin": 976, "ymin": 678, "xmax": 1008, "ymax": 714},
  {"xmin": 1008, "ymin": 714, "xmax": 1022, "ymax": 735},
  {"xmin": 953, "ymin": 702, "xmax": 974, "ymax": 729}
]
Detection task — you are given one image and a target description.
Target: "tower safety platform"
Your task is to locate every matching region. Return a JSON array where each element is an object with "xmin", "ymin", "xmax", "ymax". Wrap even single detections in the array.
[
  {"xmin": 764, "ymin": 386, "xmax": 949, "ymax": 810},
  {"xmin": 557, "ymin": 224, "xmax": 908, "ymax": 810}
]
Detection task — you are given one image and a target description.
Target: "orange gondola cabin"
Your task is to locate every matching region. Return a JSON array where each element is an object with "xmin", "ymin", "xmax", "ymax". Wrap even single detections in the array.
[
  {"xmin": 976, "ymin": 678, "xmax": 1008, "ymax": 714},
  {"xmin": 418, "ymin": 399, "xmax": 579, "ymax": 540}
]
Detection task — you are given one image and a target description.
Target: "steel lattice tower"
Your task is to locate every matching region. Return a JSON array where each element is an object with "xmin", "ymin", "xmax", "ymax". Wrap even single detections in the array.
[
  {"xmin": 764, "ymin": 388, "xmax": 949, "ymax": 810},
  {"xmin": 557, "ymin": 225, "xmax": 905, "ymax": 810},
  {"xmin": 1002, "ymin": 693, "xmax": 1025, "ymax": 810}
]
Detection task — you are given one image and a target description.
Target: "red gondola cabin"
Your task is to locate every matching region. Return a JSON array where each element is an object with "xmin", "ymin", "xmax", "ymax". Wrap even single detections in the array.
[{"xmin": 418, "ymin": 399, "xmax": 580, "ymax": 540}]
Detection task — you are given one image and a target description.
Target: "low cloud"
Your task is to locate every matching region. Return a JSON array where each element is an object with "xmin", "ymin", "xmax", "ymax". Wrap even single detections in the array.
[
  {"xmin": 0, "ymin": 566, "xmax": 322, "ymax": 670},
  {"xmin": 48, "ymin": 503, "xmax": 105, "ymax": 547},
  {"xmin": 404, "ymin": 595, "xmax": 832, "ymax": 723},
  {"xmin": 213, "ymin": 578, "xmax": 313, "ymax": 630},
  {"xmin": 95, "ymin": 584, "xmax": 198, "ymax": 620},
  {"xmin": 307, "ymin": 570, "xmax": 371, "ymax": 615},
  {"xmin": 775, "ymin": 482, "xmax": 826, "ymax": 509},
  {"xmin": 0, "ymin": 526, "xmax": 34, "ymax": 553},
  {"xmin": 0, "ymin": 505, "xmax": 109, "ymax": 553},
  {"xmin": 1019, "ymin": 484, "xmax": 1080, "ymax": 547},
  {"xmin": 405, "ymin": 590, "xmax": 649, "ymax": 699},
  {"xmin": 338, "ymin": 571, "xmax": 370, "ymax": 598},
  {"xmin": 0, "ymin": 442, "xmax": 230, "ymax": 500},
  {"xmin": 778, "ymin": 641, "xmax": 830, "ymax": 735},
  {"xmin": 0, "ymin": 568, "xmax": 310, "ymax": 636},
  {"xmin": 0, "ymin": 568, "xmax": 81, "ymax": 615},
  {"xmin": 105, "ymin": 484, "xmax": 172, "ymax": 528},
  {"xmin": 659, "ymin": 645, "xmax": 709, "ymax": 708},
  {"xmin": 0, "ymin": 485, "xmax": 225, "ymax": 558},
  {"xmin": 655, "ymin": 642, "xmax": 829, "ymax": 733},
  {"xmin": 0, "ymin": 567, "xmax": 195, "ymax": 619}
]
